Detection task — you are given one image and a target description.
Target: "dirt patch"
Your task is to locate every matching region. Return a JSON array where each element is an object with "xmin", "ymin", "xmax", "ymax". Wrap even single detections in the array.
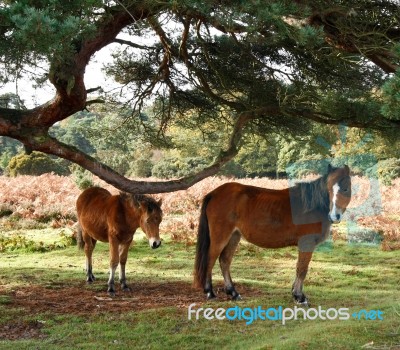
[
  {"xmin": 1, "ymin": 281, "xmax": 264, "ymax": 316},
  {"xmin": 0, "ymin": 320, "xmax": 46, "ymax": 340},
  {"xmin": 0, "ymin": 280, "xmax": 264, "ymax": 339}
]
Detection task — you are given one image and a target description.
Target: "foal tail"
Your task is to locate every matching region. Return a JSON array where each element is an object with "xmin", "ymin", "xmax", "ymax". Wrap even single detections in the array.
[
  {"xmin": 76, "ymin": 223, "xmax": 85, "ymax": 250},
  {"xmin": 194, "ymin": 194, "xmax": 212, "ymax": 289}
]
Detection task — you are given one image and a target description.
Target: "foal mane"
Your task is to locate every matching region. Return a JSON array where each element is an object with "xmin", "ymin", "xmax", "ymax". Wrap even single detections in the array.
[
  {"xmin": 120, "ymin": 192, "xmax": 161, "ymax": 213},
  {"xmin": 294, "ymin": 174, "xmax": 330, "ymax": 213},
  {"xmin": 133, "ymin": 194, "xmax": 161, "ymax": 213}
]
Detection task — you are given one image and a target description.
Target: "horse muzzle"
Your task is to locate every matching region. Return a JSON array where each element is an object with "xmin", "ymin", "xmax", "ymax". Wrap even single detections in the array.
[
  {"xmin": 328, "ymin": 213, "xmax": 342, "ymax": 224},
  {"xmin": 149, "ymin": 239, "xmax": 161, "ymax": 249}
]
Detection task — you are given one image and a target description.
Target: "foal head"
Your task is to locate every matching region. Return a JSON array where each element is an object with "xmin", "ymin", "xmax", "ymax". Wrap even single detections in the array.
[
  {"xmin": 122, "ymin": 193, "xmax": 163, "ymax": 249},
  {"xmin": 326, "ymin": 164, "xmax": 351, "ymax": 223},
  {"xmin": 137, "ymin": 195, "xmax": 163, "ymax": 249}
]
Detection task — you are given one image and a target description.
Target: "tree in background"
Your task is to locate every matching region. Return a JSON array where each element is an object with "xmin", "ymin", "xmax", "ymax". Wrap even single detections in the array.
[
  {"xmin": 0, "ymin": 1, "xmax": 399, "ymax": 193},
  {"xmin": 7, "ymin": 151, "xmax": 70, "ymax": 177},
  {"xmin": 0, "ymin": 93, "xmax": 23, "ymax": 170}
]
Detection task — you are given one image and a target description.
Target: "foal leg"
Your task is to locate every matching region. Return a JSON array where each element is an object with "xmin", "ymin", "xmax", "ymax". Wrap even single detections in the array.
[
  {"xmin": 292, "ymin": 251, "xmax": 313, "ymax": 306},
  {"xmin": 83, "ymin": 233, "xmax": 96, "ymax": 283},
  {"xmin": 107, "ymin": 238, "xmax": 119, "ymax": 296},
  {"xmin": 219, "ymin": 230, "xmax": 241, "ymax": 300},
  {"xmin": 119, "ymin": 239, "xmax": 133, "ymax": 292}
]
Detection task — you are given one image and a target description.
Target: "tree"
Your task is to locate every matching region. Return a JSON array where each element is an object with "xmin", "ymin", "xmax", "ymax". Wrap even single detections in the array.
[{"xmin": 0, "ymin": 1, "xmax": 399, "ymax": 193}]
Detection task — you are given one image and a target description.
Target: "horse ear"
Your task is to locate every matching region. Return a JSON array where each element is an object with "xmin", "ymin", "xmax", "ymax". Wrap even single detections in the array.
[
  {"xmin": 327, "ymin": 164, "xmax": 333, "ymax": 174},
  {"xmin": 119, "ymin": 191, "xmax": 140, "ymax": 208},
  {"xmin": 119, "ymin": 192, "xmax": 130, "ymax": 202},
  {"xmin": 343, "ymin": 164, "xmax": 350, "ymax": 175},
  {"xmin": 157, "ymin": 199, "xmax": 162, "ymax": 207}
]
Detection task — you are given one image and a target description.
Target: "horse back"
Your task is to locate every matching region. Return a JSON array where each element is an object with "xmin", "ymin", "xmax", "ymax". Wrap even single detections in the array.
[
  {"xmin": 205, "ymin": 182, "xmax": 320, "ymax": 248},
  {"xmin": 207, "ymin": 182, "xmax": 291, "ymax": 218}
]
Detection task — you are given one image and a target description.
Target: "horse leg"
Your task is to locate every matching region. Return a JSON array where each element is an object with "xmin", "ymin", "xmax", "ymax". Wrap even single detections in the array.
[
  {"xmin": 107, "ymin": 238, "xmax": 119, "ymax": 296},
  {"xmin": 119, "ymin": 239, "xmax": 132, "ymax": 292},
  {"xmin": 292, "ymin": 251, "xmax": 313, "ymax": 305},
  {"xmin": 83, "ymin": 232, "xmax": 96, "ymax": 283},
  {"xmin": 204, "ymin": 234, "xmax": 228, "ymax": 300},
  {"xmin": 204, "ymin": 244, "xmax": 218, "ymax": 300},
  {"xmin": 204, "ymin": 226, "xmax": 234, "ymax": 300},
  {"xmin": 219, "ymin": 230, "xmax": 241, "ymax": 300}
]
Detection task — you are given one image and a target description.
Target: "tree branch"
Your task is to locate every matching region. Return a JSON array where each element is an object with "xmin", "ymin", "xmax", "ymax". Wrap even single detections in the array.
[
  {"xmin": 86, "ymin": 86, "xmax": 102, "ymax": 94},
  {"xmin": 14, "ymin": 111, "xmax": 254, "ymax": 194},
  {"xmin": 285, "ymin": 108, "xmax": 400, "ymax": 130},
  {"xmin": 113, "ymin": 38, "xmax": 153, "ymax": 50},
  {"xmin": 308, "ymin": 7, "xmax": 400, "ymax": 73},
  {"xmin": 86, "ymin": 99, "xmax": 105, "ymax": 106}
]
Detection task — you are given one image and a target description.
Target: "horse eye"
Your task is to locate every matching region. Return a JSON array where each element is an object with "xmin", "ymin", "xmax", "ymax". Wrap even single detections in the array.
[{"xmin": 342, "ymin": 188, "xmax": 349, "ymax": 193}]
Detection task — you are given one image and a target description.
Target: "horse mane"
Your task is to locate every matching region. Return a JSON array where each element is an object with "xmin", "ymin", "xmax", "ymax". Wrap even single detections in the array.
[{"xmin": 294, "ymin": 174, "xmax": 330, "ymax": 213}]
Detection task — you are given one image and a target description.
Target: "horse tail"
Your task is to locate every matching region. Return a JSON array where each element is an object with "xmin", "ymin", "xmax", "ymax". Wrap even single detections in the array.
[
  {"xmin": 194, "ymin": 194, "xmax": 212, "ymax": 289},
  {"xmin": 76, "ymin": 223, "xmax": 85, "ymax": 250}
]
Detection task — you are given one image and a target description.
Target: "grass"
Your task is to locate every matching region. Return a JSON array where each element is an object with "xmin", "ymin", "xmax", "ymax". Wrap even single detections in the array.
[{"xmin": 0, "ymin": 228, "xmax": 399, "ymax": 349}]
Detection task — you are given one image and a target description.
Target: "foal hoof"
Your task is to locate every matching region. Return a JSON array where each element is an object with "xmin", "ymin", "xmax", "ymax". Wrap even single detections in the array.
[
  {"xmin": 107, "ymin": 286, "xmax": 116, "ymax": 297},
  {"xmin": 231, "ymin": 293, "xmax": 242, "ymax": 301},
  {"xmin": 121, "ymin": 285, "xmax": 131, "ymax": 292},
  {"xmin": 86, "ymin": 275, "xmax": 96, "ymax": 284}
]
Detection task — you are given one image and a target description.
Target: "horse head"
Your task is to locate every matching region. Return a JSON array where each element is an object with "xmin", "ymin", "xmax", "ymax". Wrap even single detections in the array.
[{"xmin": 326, "ymin": 164, "xmax": 352, "ymax": 223}]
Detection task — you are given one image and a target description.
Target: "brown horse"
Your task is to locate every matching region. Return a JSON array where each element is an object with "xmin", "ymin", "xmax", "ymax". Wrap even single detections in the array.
[
  {"xmin": 194, "ymin": 164, "xmax": 351, "ymax": 305},
  {"xmin": 76, "ymin": 187, "xmax": 162, "ymax": 296}
]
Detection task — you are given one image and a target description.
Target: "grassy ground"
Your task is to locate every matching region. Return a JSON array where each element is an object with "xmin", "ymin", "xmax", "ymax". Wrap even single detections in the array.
[{"xmin": 0, "ymin": 227, "xmax": 399, "ymax": 349}]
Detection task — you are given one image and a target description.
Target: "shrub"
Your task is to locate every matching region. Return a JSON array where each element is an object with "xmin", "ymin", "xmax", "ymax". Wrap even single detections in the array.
[
  {"xmin": 129, "ymin": 158, "xmax": 153, "ymax": 178},
  {"xmin": 70, "ymin": 165, "xmax": 94, "ymax": 190},
  {"xmin": 151, "ymin": 156, "xmax": 207, "ymax": 179},
  {"xmin": 347, "ymin": 227, "xmax": 383, "ymax": 245},
  {"xmin": 219, "ymin": 160, "xmax": 246, "ymax": 178},
  {"xmin": 0, "ymin": 231, "xmax": 75, "ymax": 253},
  {"xmin": 345, "ymin": 154, "xmax": 378, "ymax": 176},
  {"xmin": 6, "ymin": 151, "xmax": 70, "ymax": 177},
  {"xmin": 286, "ymin": 158, "xmax": 330, "ymax": 178},
  {"xmin": 376, "ymin": 158, "xmax": 400, "ymax": 185}
]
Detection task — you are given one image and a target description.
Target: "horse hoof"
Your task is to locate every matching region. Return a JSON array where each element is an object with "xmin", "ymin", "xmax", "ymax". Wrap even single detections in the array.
[
  {"xmin": 122, "ymin": 286, "xmax": 131, "ymax": 292},
  {"xmin": 206, "ymin": 292, "xmax": 216, "ymax": 300},
  {"xmin": 300, "ymin": 299, "xmax": 310, "ymax": 307},
  {"xmin": 294, "ymin": 296, "xmax": 309, "ymax": 307},
  {"xmin": 296, "ymin": 300, "xmax": 310, "ymax": 307}
]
